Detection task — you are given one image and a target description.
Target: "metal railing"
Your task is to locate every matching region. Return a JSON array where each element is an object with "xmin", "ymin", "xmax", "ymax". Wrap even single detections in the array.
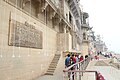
[
  {"xmin": 63, "ymin": 70, "xmax": 98, "ymax": 80},
  {"xmin": 63, "ymin": 57, "xmax": 100, "ymax": 80}
]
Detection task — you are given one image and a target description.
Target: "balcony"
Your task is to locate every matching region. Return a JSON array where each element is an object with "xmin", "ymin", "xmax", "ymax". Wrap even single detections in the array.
[
  {"xmin": 45, "ymin": 0, "xmax": 73, "ymax": 29},
  {"xmin": 81, "ymin": 23, "xmax": 90, "ymax": 30},
  {"xmin": 81, "ymin": 12, "xmax": 90, "ymax": 29},
  {"xmin": 67, "ymin": 0, "xmax": 80, "ymax": 18}
]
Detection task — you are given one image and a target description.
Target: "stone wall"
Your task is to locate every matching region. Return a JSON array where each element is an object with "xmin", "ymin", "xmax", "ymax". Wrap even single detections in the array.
[
  {"xmin": 81, "ymin": 43, "xmax": 89, "ymax": 57},
  {"xmin": 57, "ymin": 33, "xmax": 72, "ymax": 52},
  {"xmin": 0, "ymin": 1, "xmax": 58, "ymax": 80}
]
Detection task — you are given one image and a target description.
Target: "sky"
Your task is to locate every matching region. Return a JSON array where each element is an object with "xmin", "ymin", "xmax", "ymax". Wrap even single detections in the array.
[{"xmin": 80, "ymin": 0, "xmax": 120, "ymax": 53}]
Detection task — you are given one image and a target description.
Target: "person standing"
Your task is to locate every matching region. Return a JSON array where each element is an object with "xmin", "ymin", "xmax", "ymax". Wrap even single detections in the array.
[
  {"xmin": 72, "ymin": 54, "xmax": 76, "ymax": 63},
  {"xmin": 85, "ymin": 55, "xmax": 88, "ymax": 59},
  {"xmin": 80, "ymin": 55, "xmax": 84, "ymax": 62},
  {"xmin": 65, "ymin": 54, "xmax": 70, "ymax": 68},
  {"xmin": 75, "ymin": 55, "xmax": 79, "ymax": 69}
]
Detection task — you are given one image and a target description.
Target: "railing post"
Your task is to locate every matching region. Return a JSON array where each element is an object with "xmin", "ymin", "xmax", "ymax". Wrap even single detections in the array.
[
  {"xmin": 81, "ymin": 62, "xmax": 82, "ymax": 78},
  {"xmin": 70, "ymin": 71, "xmax": 72, "ymax": 80},
  {"xmin": 63, "ymin": 70, "xmax": 65, "ymax": 80},
  {"xmin": 79, "ymin": 63, "xmax": 81, "ymax": 80}
]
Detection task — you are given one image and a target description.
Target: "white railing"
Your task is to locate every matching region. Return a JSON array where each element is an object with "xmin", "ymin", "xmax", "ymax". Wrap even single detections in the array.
[{"xmin": 63, "ymin": 57, "xmax": 102, "ymax": 80}]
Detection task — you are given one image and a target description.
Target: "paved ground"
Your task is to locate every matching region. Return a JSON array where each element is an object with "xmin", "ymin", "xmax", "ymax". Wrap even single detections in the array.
[
  {"xmin": 82, "ymin": 57, "xmax": 120, "ymax": 80},
  {"xmin": 94, "ymin": 66, "xmax": 120, "ymax": 80},
  {"xmin": 34, "ymin": 55, "xmax": 120, "ymax": 80},
  {"xmin": 95, "ymin": 60, "xmax": 109, "ymax": 66}
]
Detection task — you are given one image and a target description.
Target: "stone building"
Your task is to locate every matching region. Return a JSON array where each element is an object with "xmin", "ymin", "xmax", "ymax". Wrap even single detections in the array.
[
  {"xmin": 0, "ymin": 0, "xmax": 83, "ymax": 79},
  {"xmin": 66, "ymin": 0, "xmax": 83, "ymax": 52},
  {"xmin": 95, "ymin": 35, "xmax": 108, "ymax": 53},
  {"xmin": 88, "ymin": 28, "xmax": 96, "ymax": 55},
  {"xmin": 81, "ymin": 12, "xmax": 90, "ymax": 56}
]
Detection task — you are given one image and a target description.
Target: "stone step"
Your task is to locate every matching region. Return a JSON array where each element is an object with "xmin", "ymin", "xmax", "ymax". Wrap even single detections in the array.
[
  {"xmin": 48, "ymin": 67, "xmax": 56, "ymax": 70},
  {"xmin": 49, "ymin": 64, "xmax": 57, "ymax": 68},
  {"xmin": 45, "ymin": 72, "xmax": 53, "ymax": 75},
  {"xmin": 52, "ymin": 60, "xmax": 59, "ymax": 62},
  {"xmin": 51, "ymin": 61, "xmax": 59, "ymax": 63},
  {"xmin": 48, "ymin": 66, "xmax": 56, "ymax": 68},
  {"xmin": 54, "ymin": 54, "xmax": 60, "ymax": 56},
  {"xmin": 53, "ymin": 57, "xmax": 60, "ymax": 59},
  {"xmin": 50, "ymin": 64, "xmax": 57, "ymax": 66},
  {"xmin": 55, "ymin": 54, "xmax": 61, "ymax": 56},
  {"xmin": 50, "ymin": 63, "xmax": 57, "ymax": 65},
  {"xmin": 47, "ymin": 70, "xmax": 54, "ymax": 73},
  {"xmin": 55, "ymin": 55, "xmax": 60, "ymax": 57},
  {"xmin": 45, "ymin": 54, "xmax": 61, "ymax": 75},
  {"xmin": 52, "ymin": 59, "xmax": 59, "ymax": 61},
  {"xmin": 53, "ymin": 58, "xmax": 59, "ymax": 60},
  {"xmin": 49, "ymin": 65, "xmax": 56, "ymax": 67},
  {"xmin": 48, "ymin": 68, "xmax": 55, "ymax": 70},
  {"xmin": 48, "ymin": 67, "xmax": 56, "ymax": 69},
  {"xmin": 54, "ymin": 56, "xmax": 60, "ymax": 58}
]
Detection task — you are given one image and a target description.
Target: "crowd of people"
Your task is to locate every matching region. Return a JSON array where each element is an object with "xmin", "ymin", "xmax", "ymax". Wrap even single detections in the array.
[
  {"xmin": 65, "ymin": 54, "xmax": 84, "ymax": 68},
  {"xmin": 64, "ymin": 53, "xmax": 106, "ymax": 80},
  {"xmin": 65, "ymin": 54, "xmax": 84, "ymax": 80},
  {"xmin": 65, "ymin": 53, "xmax": 89, "ymax": 80}
]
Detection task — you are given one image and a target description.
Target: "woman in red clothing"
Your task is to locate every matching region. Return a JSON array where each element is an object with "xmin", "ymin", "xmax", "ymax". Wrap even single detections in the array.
[{"xmin": 79, "ymin": 55, "xmax": 84, "ymax": 62}]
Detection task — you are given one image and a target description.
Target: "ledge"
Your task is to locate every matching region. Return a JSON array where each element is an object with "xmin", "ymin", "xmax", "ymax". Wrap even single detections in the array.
[
  {"xmin": 82, "ymin": 40, "xmax": 90, "ymax": 43},
  {"xmin": 81, "ymin": 24, "xmax": 89, "ymax": 28}
]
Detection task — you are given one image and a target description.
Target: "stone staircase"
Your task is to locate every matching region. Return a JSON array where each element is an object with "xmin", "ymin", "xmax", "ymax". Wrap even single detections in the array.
[{"xmin": 45, "ymin": 54, "xmax": 61, "ymax": 75}]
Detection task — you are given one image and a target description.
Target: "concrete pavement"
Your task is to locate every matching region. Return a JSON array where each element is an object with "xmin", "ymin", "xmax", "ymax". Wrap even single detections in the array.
[
  {"xmin": 82, "ymin": 57, "xmax": 120, "ymax": 80},
  {"xmin": 34, "ymin": 55, "xmax": 120, "ymax": 80}
]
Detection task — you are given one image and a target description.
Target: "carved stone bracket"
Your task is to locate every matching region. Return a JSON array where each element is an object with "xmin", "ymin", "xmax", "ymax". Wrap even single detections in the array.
[
  {"xmin": 22, "ymin": 0, "xmax": 31, "ymax": 8},
  {"xmin": 57, "ymin": 18, "xmax": 62, "ymax": 24},
  {"xmin": 52, "ymin": 14, "xmax": 61, "ymax": 26},
  {"xmin": 50, "ymin": 11, "xmax": 56, "ymax": 19},
  {"xmin": 41, "ymin": 2, "xmax": 48, "ymax": 12},
  {"xmin": 63, "ymin": 25, "xmax": 67, "ymax": 33},
  {"xmin": 65, "ymin": 25, "xmax": 70, "ymax": 33}
]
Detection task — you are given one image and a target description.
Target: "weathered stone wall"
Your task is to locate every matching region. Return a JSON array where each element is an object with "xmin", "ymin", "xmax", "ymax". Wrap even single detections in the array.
[
  {"xmin": 81, "ymin": 43, "xmax": 89, "ymax": 57},
  {"xmin": 57, "ymin": 33, "xmax": 72, "ymax": 52},
  {"xmin": 0, "ymin": 1, "xmax": 58, "ymax": 80}
]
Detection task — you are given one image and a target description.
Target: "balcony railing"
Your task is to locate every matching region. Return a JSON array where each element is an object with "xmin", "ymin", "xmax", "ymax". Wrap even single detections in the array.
[
  {"xmin": 46, "ymin": 0, "xmax": 73, "ymax": 29},
  {"xmin": 46, "ymin": 0, "xmax": 60, "ymax": 13}
]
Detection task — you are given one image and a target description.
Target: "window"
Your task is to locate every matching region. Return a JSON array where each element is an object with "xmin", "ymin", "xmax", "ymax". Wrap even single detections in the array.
[
  {"xmin": 7, "ymin": 0, "xmax": 39, "ymax": 17},
  {"xmin": 69, "ymin": 12, "xmax": 72, "ymax": 24}
]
